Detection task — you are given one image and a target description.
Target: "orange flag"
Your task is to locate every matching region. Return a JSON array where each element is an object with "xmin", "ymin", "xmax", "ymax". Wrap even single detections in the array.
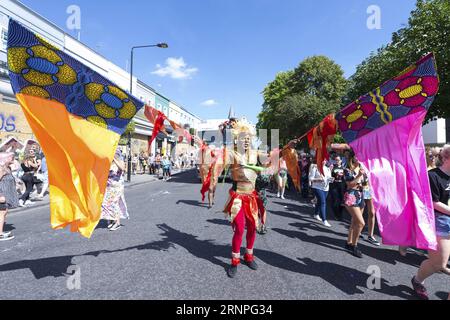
[
  {"xmin": 281, "ymin": 147, "xmax": 301, "ymax": 191},
  {"xmin": 7, "ymin": 19, "xmax": 143, "ymax": 238}
]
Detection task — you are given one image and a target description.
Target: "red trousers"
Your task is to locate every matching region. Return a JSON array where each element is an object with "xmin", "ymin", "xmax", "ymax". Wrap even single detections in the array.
[{"xmin": 231, "ymin": 206, "xmax": 256, "ymax": 253}]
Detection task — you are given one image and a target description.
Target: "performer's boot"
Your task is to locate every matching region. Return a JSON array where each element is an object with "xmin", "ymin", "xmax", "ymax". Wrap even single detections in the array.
[
  {"xmin": 227, "ymin": 257, "xmax": 240, "ymax": 278},
  {"xmin": 244, "ymin": 252, "xmax": 258, "ymax": 270}
]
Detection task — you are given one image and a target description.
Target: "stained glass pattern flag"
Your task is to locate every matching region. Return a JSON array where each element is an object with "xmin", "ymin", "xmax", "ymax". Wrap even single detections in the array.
[
  {"xmin": 7, "ymin": 19, "xmax": 143, "ymax": 238},
  {"xmin": 336, "ymin": 53, "xmax": 439, "ymax": 250}
]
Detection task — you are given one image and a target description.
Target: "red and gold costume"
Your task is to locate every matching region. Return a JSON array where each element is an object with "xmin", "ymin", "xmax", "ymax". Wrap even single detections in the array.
[{"xmin": 212, "ymin": 119, "xmax": 267, "ymax": 276}]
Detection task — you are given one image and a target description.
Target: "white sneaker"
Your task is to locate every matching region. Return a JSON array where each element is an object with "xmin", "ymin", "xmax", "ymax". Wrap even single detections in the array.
[
  {"xmin": 24, "ymin": 200, "xmax": 34, "ymax": 206},
  {"xmin": 109, "ymin": 223, "xmax": 122, "ymax": 231},
  {"xmin": 277, "ymin": 192, "xmax": 280, "ymax": 198},
  {"xmin": 314, "ymin": 215, "xmax": 321, "ymax": 221},
  {"xmin": 281, "ymin": 195, "xmax": 285, "ymax": 200},
  {"xmin": 323, "ymin": 221, "xmax": 332, "ymax": 227},
  {"xmin": 0, "ymin": 234, "xmax": 14, "ymax": 241},
  {"xmin": 1, "ymin": 231, "xmax": 12, "ymax": 237},
  {"xmin": 18, "ymin": 199, "xmax": 25, "ymax": 207}
]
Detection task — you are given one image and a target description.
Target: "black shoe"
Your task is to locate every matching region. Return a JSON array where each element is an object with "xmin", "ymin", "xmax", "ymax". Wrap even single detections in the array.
[
  {"xmin": 351, "ymin": 246, "xmax": 363, "ymax": 258},
  {"xmin": 227, "ymin": 265, "xmax": 238, "ymax": 278},
  {"xmin": 345, "ymin": 243, "xmax": 353, "ymax": 251},
  {"xmin": 244, "ymin": 259, "xmax": 258, "ymax": 270},
  {"xmin": 244, "ymin": 254, "xmax": 258, "ymax": 270},
  {"xmin": 366, "ymin": 236, "xmax": 381, "ymax": 246}
]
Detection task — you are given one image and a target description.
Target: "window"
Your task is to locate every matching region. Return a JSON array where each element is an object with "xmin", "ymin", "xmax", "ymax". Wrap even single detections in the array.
[{"xmin": 1, "ymin": 27, "xmax": 7, "ymax": 51}]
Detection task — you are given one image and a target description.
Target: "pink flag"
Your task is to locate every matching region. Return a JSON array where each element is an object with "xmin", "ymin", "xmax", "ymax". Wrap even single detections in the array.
[{"xmin": 336, "ymin": 53, "xmax": 440, "ymax": 250}]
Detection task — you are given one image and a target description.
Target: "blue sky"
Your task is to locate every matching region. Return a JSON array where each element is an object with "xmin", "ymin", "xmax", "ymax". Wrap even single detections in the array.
[{"xmin": 21, "ymin": 0, "xmax": 417, "ymax": 123}]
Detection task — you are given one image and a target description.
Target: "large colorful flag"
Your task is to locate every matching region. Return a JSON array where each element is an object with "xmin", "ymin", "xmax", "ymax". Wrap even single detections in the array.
[
  {"xmin": 7, "ymin": 19, "xmax": 143, "ymax": 238},
  {"xmin": 336, "ymin": 53, "xmax": 439, "ymax": 250},
  {"xmin": 307, "ymin": 114, "xmax": 337, "ymax": 174}
]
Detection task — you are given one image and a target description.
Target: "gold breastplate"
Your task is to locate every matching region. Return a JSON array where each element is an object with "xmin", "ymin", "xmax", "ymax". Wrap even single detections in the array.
[{"xmin": 231, "ymin": 150, "xmax": 258, "ymax": 185}]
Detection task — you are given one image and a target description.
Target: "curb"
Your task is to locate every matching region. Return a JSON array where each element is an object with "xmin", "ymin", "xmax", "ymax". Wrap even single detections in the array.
[{"xmin": 8, "ymin": 169, "xmax": 195, "ymax": 215}]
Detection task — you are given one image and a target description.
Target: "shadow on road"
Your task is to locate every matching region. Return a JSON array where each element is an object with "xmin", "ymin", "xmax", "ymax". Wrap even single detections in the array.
[
  {"xmin": 0, "ymin": 223, "xmax": 420, "ymax": 299},
  {"xmin": 289, "ymin": 221, "xmax": 349, "ymax": 238},
  {"xmin": 271, "ymin": 227, "xmax": 349, "ymax": 253},
  {"xmin": 206, "ymin": 218, "xmax": 230, "ymax": 227},
  {"xmin": 435, "ymin": 291, "xmax": 449, "ymax": 300},
  {"xmin": 270, "ymin": 209, "xmax": 313, "ymax": 223},
  {"xmin": 291, "ymin": 257, "xmax": 415, "ymax": 298},
  {"xmin": 166, "ymin": 170, "xmax": 201, "ymax": 185},
  {"xmin": 0, "ymin": 224, "xmax": 228, "ymax": 279},
  {"xmin": 176, "ymin": 199, "xmax": 209, "ymax": 208},
  {"xmin": 272, "ymin": 224, "xmax": 426, "ymax": 268}
]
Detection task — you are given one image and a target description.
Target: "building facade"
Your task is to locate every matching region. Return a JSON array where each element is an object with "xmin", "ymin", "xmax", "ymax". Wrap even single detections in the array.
[
  {"xmin": 0, "ymin": 0, "xmax": 201, "ymax": 158},
  {"xmin": 422, "ymin": 118, "xmax": 449, "ymax": 146}
]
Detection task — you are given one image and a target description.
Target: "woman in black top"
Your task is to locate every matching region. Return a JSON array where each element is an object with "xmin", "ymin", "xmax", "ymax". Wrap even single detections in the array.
[{"xmin": 411, "ymin": 145, "xmax": 450, "ymax": 300}]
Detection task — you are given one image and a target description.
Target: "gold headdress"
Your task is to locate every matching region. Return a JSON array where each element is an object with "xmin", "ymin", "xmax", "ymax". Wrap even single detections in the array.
[{"xmin": 231, "ymin": 118, "xmax": 256, "ymax": 138}]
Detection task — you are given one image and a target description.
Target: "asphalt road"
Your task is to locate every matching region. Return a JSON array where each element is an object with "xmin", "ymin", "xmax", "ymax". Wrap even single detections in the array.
[{"xmin": 0, "ymin": 170, "xmax": 448, "ymax": 300}]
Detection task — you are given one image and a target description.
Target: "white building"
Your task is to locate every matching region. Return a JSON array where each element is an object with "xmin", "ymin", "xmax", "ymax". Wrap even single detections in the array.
[
  {"xmin": 0, "ymin": 0, "xmax": 201, "ymax": 156},
  {"xmin": 422, "ymin": 118, "xmax": 448, "ymax": 146}
]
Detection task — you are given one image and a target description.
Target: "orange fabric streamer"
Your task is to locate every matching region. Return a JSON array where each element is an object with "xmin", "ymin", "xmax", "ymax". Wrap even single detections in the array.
[
  {"xmin": 307, "ymin": 114, "xmax": 337, "ymax": 174},
  {"xmin": 145, "ymin": 105, "xmax": 192, "ymax": 148},
  {"xmin": 281, "ymin": 147, "xmax": 301, "ymax": 191}
]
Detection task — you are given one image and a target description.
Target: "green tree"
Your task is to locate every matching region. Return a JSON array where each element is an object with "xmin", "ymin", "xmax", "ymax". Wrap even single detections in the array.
[
  {"xmin": 291, "ymin": 55, "xmax": 347, "ymax": 103},
  {"xmin": 277, "ymin": 94, "xmax": 338, "ymax": 145},
  {"xmin": 257, "ymin": 56, "xmax": 347, "ymax": 143},
  {"xmin": 119, "ymin": 120, "xmax": 135, "ymax": 146},
  {"xmin": 347, "ymin": 0, "xmax": 450, "ymax": 122},
  {"xmin": 257, "ymin": 70, "xmax": 293, "ymax": 130}
]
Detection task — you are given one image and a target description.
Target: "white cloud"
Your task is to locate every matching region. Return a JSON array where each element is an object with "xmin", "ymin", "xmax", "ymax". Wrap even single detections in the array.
[
  {"xmin": 201, "ymin": 99, "xmax": 218, "ymax": 106},
  {"xmin": 151, "ymin": 57, "xmax": 198, "ymax": 79}
]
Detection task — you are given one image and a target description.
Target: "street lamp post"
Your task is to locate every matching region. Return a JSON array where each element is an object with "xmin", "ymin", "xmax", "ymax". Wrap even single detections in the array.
[{"xmin": 127, "ymin": 42, "xmax": 168, "ymax": 182}]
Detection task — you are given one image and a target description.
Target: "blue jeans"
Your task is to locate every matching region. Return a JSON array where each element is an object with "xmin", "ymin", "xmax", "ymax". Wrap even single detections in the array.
[
  {"xmin": 435, "ymin": 213, "xmax": 450, "ymax": 238},
  {"xmin": 313, "ymin": 188, "xmax": 328, "ymax": 222}
]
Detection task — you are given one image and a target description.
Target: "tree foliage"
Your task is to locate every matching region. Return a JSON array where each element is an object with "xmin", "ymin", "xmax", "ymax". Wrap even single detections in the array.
[
  {"xmin": 257, "ymin": 56, "xmax": 347, "ymax": 144},
  {"xmin": 347, "ymin": 0, "xmax": 450, "ymax": 122},
  {"xmin": 257, "ymin": 0, "xmax": 450, "ymax": 144},
  {"xmin": 119, "ymin": 120, "xmax": 136, "ymax": 146},
  {"xmin": 257, "ymin": 71, "xmax": 293, "ymax": 131}
]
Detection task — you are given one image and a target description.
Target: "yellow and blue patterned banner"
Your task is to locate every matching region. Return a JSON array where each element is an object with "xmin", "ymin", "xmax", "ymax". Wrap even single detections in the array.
[{"xmin": 7, "ymin": 19, "xmax": 143, "ymax": 237}]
